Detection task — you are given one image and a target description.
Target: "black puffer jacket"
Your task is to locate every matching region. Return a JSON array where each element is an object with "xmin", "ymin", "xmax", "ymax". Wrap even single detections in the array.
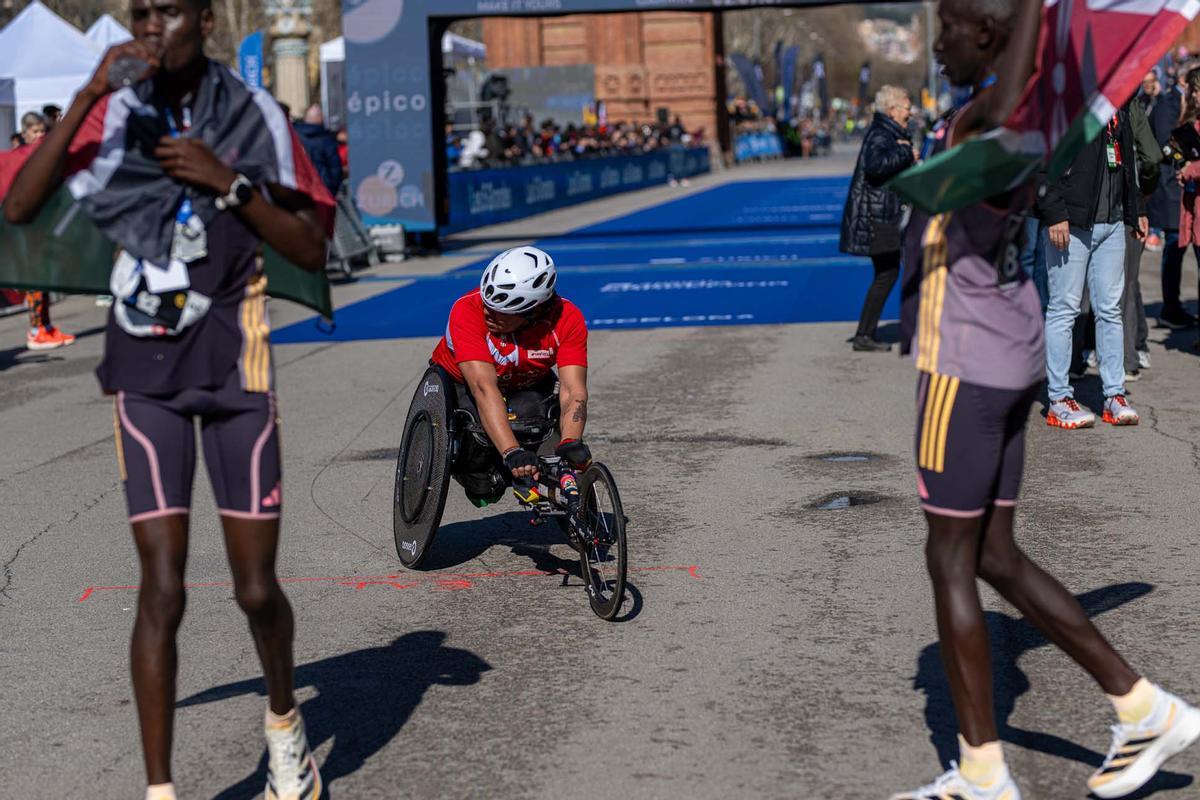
[{"xmin": 839, "ymin": 112, "xmax": 915, "ymax": 256}]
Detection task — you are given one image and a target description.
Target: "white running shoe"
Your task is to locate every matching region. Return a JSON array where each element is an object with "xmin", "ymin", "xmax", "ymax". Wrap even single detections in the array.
[
  {"xmin": 1137, "ymin": 350, "xmax": 1152, "ymax": 370},
  {"xmin": 890, "ymin": 762, "xmax": 1020, "ymax": 800},
  {"xmin": 1102, "ymin": 395, "xmax": 1139, "ymax": 426},
  {"xmin": 1047, "ymin": 398, "xmax": 1096, "ymax": 429},
  {"xmin": 1088, "ymin": 689, "xmax": 1200, "ymax": 799},
  {"xmin": 264, "ymin": 710, "xmax": 322, "ymax": 800}
]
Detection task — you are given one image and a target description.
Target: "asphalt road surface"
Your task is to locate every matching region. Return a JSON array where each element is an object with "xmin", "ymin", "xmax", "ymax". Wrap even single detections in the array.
[{"xmin": 3, "ymin": 153, "xmax": 1200, "ymax": 799}]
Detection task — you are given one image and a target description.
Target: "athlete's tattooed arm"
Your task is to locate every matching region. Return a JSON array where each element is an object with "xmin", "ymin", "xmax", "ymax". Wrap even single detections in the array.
[{"xmin": 558, "ymin": 365, "xmax": 589, "ymax": 442}]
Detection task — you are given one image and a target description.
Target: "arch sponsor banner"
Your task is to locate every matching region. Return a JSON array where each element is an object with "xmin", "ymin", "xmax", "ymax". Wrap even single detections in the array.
[
  {"xmin": 444, "ymin": 148, "xmax": 710, "ymax": 233},
  {"xmin": 343, "ymin": 0, "xmax": 851, "ymax": 232}
]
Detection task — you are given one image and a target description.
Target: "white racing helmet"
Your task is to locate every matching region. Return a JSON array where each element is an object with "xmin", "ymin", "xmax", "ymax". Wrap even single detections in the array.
[{"xmin": 480, "ymin": 246, "xmax": 557, "ymax": 314}]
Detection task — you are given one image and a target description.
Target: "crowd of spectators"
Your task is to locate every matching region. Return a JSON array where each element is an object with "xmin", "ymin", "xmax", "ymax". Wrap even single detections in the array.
[
  {"xmin": 448, "ymin": 115, "xmax": 705, "ymax": 171},
  {"xmin": 728, "ymin": 95, "xmax": 836, "ymax": 160}
]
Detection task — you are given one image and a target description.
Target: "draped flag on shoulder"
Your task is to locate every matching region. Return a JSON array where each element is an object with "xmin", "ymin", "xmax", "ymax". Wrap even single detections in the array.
[
  {"xmin": 0, "ymin": 61, "xmax": 335, "ymax": 319},
  {"xmin": 890, "ymin": 0, "xmax": 1200, "ymax": 213}
]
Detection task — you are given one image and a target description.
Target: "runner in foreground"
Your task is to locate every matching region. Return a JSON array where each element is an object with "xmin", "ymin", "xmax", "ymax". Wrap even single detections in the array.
[
  {"xmin": 894, "ymin": 0, "xmax": 1200, "ymax": 797},
  {"xmin": 3, "ymin": 1, "xmax": 331, "ymax": 798},
  {"xmin": 429, "ymin": 246, "xmax": 592, "ymax": 503}
]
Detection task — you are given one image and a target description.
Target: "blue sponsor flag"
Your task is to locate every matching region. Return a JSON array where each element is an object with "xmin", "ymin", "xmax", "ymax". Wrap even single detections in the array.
[
  {"xmin": 730, "ymin": 54, "xmax": 771, "ymax": 118},
  {"xmin": 239, "ymin": 31, "xmax": 264, "ymax": 89},
  {"xmin": 781, "ymin": 46, "xmax": 799, "ymax": 118}
]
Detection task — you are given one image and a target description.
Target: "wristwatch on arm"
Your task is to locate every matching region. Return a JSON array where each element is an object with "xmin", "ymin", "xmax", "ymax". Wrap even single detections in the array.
[{"xmin": 215, "ymin": 173, "xmax": 254, "ymax": 210}]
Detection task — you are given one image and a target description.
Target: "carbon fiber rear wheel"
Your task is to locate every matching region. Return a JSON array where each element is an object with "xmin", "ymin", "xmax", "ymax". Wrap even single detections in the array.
[{"xmin": 393, "ymin": 368, "xmax": 454, "ymax": 567}]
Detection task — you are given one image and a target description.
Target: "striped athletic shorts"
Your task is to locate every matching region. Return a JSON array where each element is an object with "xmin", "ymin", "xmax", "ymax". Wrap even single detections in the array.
[
  {"xmin": 914, "ymin": 371, "xmax": 1040, "ymax": 518},
  {"xmin": 112, "ymin": 369, "xmax": 281, "ymax": 523}
]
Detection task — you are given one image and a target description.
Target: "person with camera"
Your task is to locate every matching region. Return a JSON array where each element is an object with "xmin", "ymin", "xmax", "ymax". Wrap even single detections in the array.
[
  {"xmin": 1039, "ymin": 101, "xmax": 1147, "ymax": 428},
  {"xmin": 839, "ymin": 85, "xmax": 916, "ymax": 352}
]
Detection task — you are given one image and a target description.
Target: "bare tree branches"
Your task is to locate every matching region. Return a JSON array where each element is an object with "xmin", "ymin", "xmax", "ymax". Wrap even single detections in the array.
[{"xmin": 722, "ymin": 5, "xmax": 928, "ymax": 103}]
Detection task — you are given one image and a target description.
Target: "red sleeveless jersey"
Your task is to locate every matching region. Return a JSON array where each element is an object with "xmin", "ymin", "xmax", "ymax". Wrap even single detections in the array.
[{"xmin": 431, "ymin": 290, "xmax": 588, "ymax": 389}]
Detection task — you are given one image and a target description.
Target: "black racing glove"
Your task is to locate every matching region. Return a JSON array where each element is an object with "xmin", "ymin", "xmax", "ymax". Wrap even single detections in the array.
[
  {"xmin": 555, "ymin": 438, "xmax": 592, "ymax": 468},
  {"xmin": 503, "ymin": 447, "xmax": 540, "ymax": 475}
]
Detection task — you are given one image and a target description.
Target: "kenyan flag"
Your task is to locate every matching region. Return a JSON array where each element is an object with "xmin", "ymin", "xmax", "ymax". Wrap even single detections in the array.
[
  {"xmin": 891, "ymin": 0, "xmax": 1200, "ymax": 213},
  {"xmin": 0, "ymin": 62, "xmax": 335, "ymax": 319}
]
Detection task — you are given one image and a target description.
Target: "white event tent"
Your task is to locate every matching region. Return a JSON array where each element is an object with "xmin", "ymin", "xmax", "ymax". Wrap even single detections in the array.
[
  {"xmin": 86, "ymin": 14, "xmax": 133, "ymax": 50},
  {"xmin": 0, "ymin": 1, "xmax": 103, "ymax": 118}
]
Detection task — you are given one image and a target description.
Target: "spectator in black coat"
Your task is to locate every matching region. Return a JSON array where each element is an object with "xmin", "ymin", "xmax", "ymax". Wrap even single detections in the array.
[
  {"xmin": 294, "ymin": 104, "xmax": 344, "ymax": 196},
  {"xmin": 1148, "ymin": 70, "xmax": 1195, "ymax": 328},
  {"xmin": 839, "ymin": 85, "xmax": 916, "ymax": 352}
]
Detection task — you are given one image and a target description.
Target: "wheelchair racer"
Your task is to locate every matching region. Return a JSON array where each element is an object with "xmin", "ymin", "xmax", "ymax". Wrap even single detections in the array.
[{"xmin": 430, "ymin": 246, "xmax": 591, "ymax": 506}]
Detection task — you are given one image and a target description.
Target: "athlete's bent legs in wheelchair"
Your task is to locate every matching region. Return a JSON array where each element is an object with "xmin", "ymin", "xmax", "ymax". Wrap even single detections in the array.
[{"xmin": 450, "ymin": 375, "xmax": 559, "ymax": 507}]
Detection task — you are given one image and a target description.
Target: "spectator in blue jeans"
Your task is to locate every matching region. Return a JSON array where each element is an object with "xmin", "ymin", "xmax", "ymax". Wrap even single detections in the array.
[{"xmin": 1038, "ymin": 103, "xmax": 1147, "ymax": 429}]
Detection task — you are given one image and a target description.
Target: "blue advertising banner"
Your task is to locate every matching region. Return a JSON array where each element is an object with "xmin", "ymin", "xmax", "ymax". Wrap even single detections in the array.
[
  {"xmin": 734, "ymin": 132, "xmax": 783, "ymax": 162},
  {"xmin": 445, "ymin": 147, "xmax": 710, "ymax": 234},
  {"xmin": 238, "ymin": 31, "xmax": 264, "ymax": 89}
]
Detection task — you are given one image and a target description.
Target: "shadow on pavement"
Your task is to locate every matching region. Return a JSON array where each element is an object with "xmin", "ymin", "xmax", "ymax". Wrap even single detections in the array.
[
  {"xmin": 177, "ymin": 631, "xmax": 491, "ymax": 799},
  {"xmin": 1144, "ymin": 301, "xmax": 1199, "ymax": 356},
  {"xmin": 913, "ymin": 581, "xmax": 1193, "ymax": 795},
  {"xmin": 419, "ymin": 510, "xmax": 582, "ymax": 572},
  {"xmin": 421, "ymin": 512, "xmax": 643, "ymax": 621},
  {"xmin": 0, "ymin": 324, "xmax": 106, "ymax": 373},
  {"xmin": 0, "ymin": 346, "xmax": 61, "ymax": 372}
]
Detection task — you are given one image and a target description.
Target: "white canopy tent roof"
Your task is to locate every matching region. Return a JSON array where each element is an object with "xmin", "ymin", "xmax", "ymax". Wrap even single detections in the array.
[
  {"xmin": 0, "ymin": 1, "xmax": 102, "ymax": 117},
  {"xmin": 86, "ymin": 14, "xmax": 133, "ymax": 49}
]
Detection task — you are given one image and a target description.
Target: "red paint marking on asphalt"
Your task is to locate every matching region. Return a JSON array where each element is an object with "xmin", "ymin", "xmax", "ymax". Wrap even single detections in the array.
[
  {"xmin": 77, "ymin": 564, "xmax": 702, "ymax": 602},
  {"xmin": 339, "ymin": 580, "xmax": 420, "ymax": 591}
]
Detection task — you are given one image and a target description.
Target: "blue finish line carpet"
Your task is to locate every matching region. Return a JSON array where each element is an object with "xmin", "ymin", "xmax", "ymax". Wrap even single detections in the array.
[{"xmin": 273, "ymin": 176, "xmax": 898, "ymax": 344}]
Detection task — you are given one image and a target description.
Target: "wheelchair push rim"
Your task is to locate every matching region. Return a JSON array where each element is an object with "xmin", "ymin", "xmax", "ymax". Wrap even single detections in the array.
[
  {"xmin": 575, "ymin": 463, "xmax": 628, "ymax": 620},
  {"xmin": 393, "ymin": 368, "xmax": 454, "ymax": 568}
]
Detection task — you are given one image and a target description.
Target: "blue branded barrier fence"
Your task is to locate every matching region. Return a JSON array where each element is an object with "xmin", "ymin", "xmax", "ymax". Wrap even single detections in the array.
[
  {"xmin": 445, "ymin": 147, "xmax": 710, "ymax": 234},
  {"xmin": 734, "ymin": 132, "xmax": 783, "ymax": 163}
]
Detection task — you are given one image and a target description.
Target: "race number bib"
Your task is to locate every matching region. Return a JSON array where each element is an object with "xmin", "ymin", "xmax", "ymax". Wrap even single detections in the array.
[{"xmin": 110, "ymin": 251, "xmax": 211, "ymax": 338}]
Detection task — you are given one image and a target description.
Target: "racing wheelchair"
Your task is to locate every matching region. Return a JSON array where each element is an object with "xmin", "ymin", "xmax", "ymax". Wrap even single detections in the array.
[{"xmin": 392, "ymin": 366, "xmax": 628, "ymax": 620}]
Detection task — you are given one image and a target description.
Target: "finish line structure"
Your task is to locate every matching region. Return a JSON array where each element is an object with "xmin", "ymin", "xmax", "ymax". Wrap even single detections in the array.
[{"xmin": 343, "ymin": 0, "xmax": 871, "ymax": 235}]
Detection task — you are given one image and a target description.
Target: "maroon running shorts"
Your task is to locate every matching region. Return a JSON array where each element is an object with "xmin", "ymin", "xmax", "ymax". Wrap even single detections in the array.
[
  {"xmin": 112, "ymin": 369, "xmax": 281, "ymax": 522},
  {"xmin": 914, "ymin": 371, "xmax": 1040, "ymax": 518}
]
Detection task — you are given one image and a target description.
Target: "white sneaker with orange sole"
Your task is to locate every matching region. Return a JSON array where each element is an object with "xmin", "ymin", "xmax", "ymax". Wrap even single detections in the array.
[
  {"xmin": 1102, "ymin": 395, "xmax": 1139, "ymax": 426},
  {"xmin": 1047, "ymin": 398, "xmax": 1095, "ymax": 429}
]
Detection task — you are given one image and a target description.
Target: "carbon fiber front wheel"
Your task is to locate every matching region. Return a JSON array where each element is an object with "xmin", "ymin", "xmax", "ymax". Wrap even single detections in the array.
[{"xmin": 576, "ymin": 463, "xmax": 628, "ymax": 620}]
